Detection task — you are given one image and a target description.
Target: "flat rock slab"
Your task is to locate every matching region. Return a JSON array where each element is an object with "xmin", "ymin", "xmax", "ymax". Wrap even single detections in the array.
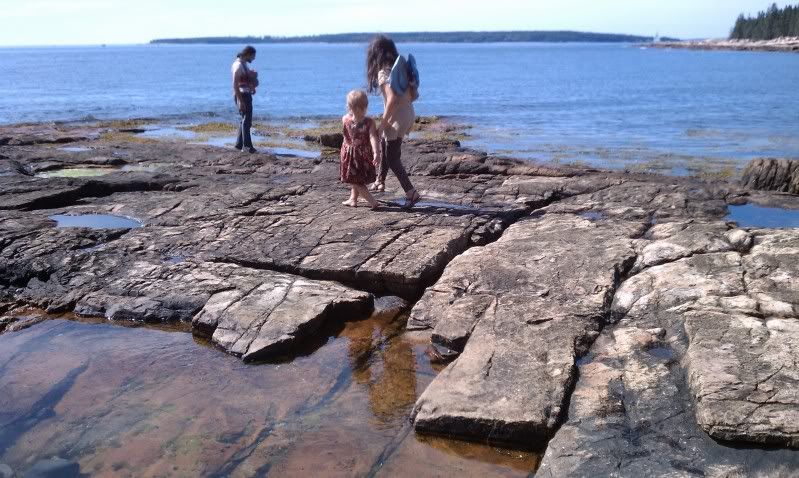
[
  {"xmin": 4, "ymin": 122, "xmax": 799, "ymax": 471},
  {"xmin": 540, "ymin": 223, "xmax": 799, "ymax": 475},
  {"xmin": 193, "ymin": 272, "xmax": 371, "ymax": 361},
  {"xmin": 0, "ymin": 174, "xmax": 174, "ymax": 211},
  {"xmin": 542, "ymin": 178, "xmax": 729, "ymax": 222},
  {"xmin": 73, "ymin": 260, "xmax": 372, "ymax": 361},
  {"xmin": 538, "ymin": 322, "xmax": 799, "ymax": 477},
  {"xmin": 2, "ymin": 137, "xmax": 592, "ymax": 300},
  {"xmin": 410, "ymin": 214, "xmax": 640, "ymax": 446},
  {"xmin": 0, "ymin": 124, "xmax": 97, "ymax": 146},
  {"xmin": 539, "ymin": 325, "xmax": 708, "ymax": 477},
  {"xmin": 687, "ymin": 230, "xmax": 799, "ymax": 448},
  {"xmin": 743, "ymin": 230, "xmax": 799, "ymax": 317},
  {"xmin": 685, "ymin": 310, "xmax": 799, "ymax": 448},
  {"xmin": 610, "ymin": 228, "xmax": 799, "ymax": 448},
  {"xmin": 202, "ymin": 190, "xmax": 513, "ymax": 296},
  {"xmin": 631, "ymin": 220, "xmax": 752, "ymax": 273}
]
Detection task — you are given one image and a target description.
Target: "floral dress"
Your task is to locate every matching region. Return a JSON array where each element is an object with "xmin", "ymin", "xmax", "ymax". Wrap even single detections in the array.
[{"xmin": 340, "ymin": 116, "xmax": 377, "ymax": 185}]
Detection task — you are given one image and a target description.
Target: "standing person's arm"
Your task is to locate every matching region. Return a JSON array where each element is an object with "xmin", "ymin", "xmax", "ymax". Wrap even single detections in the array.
[
  {"xmin": 341, "ymin": 115, "xmax": 350, "ymax": 145},
  {"xmin": 379, "ymin": 83, "xmax": 400, "ymax": 135},
  {"xmin": 233, "ymin": 66, "xmax": 244, "ymax": 112},
  {"xmin": 369, "ymin": 119, "xmax": 381, "ymax": 166}
]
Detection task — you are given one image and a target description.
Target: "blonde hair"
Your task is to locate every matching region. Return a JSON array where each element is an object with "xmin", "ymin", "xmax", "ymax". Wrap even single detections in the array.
[{"xmin": 346, "ymin": 90, "xmax": 368, "ymax": 112}]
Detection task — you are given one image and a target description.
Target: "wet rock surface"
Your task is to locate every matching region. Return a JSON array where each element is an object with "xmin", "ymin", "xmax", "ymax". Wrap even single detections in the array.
[{"xmin": 2, "ymin": 122, "xmax": 799, "ymax": 474}]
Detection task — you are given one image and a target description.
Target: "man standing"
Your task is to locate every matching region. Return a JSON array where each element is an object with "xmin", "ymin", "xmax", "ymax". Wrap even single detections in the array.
[{"xmin": 232, "ymin": 46, "xmax": 258, "ymax": 153}]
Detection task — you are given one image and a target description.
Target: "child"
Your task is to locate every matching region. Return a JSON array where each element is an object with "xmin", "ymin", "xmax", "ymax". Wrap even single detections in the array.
[
  {"xmin": 340, "ymin": 90, "xmax": 381, "ymax": 209},
  {"xmin": 366, "ymin": 35, "xmax": 421, "ymax": 207}
]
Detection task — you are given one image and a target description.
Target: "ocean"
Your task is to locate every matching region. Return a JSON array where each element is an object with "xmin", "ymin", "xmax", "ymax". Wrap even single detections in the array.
[{"xmin": 1, "ymin": 42, "xmax": 798, "ymax": 172}]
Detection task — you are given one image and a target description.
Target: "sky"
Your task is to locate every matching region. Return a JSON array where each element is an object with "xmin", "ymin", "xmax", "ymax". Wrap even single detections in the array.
[{"xmin": 0, "ymin": 0, "xmax": 794, "ymax": 46}]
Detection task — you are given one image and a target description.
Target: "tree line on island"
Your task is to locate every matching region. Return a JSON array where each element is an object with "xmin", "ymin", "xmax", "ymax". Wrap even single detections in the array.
[
  {"xmin": 151, "ymin": 31, "xmax": 677, "ymax": 45},
  {"xmin": 730, "ymin": 2, "xmax": 799, "ymax": 40}
]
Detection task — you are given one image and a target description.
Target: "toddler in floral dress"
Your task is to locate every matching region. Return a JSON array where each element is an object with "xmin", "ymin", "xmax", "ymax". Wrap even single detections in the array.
[{"xmin": 340, "ymin": 90, "xmax": 381, "ymax": 209}]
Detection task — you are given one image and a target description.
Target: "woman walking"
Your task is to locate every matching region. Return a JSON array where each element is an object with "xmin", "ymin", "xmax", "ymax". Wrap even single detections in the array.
[
  {"xmin": 366, "ymin": 36, "xmax": 421, "ymax": 206},
  {"xmin": 231, "ymin": 46, "xmax": 258, "ymax": 153}
]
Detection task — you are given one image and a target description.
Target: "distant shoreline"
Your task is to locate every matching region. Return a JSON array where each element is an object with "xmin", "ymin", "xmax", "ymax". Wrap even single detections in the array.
[
  {"xmin": 650, "ymin": 37, "xmax": 799, "ymax": 53},
  {"xmin": 151, "ymin": 31, "xmax": 677, "ymax": 45}
]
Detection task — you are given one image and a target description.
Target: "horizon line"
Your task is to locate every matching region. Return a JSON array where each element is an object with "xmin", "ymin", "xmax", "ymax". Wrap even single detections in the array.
[
  {"xmin": 0, "ymin": 29, "xmax": 690, "ymax": 48},
  {"xmin": 152, "ymin": 29, "xmax": 670, "ymax": 41}
]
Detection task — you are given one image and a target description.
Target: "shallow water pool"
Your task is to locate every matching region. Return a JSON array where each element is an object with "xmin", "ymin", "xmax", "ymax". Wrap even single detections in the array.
[
  {"xmin": 268, "ymin": 146, "xmax": 322, "ymax": 159},
  {"xmin": 50, "ymin": 214, "xmax": 143, "ymax": 229},
  {"xmin": 36, "ymin": 167, "xmax": 115, "ymax": 178},
  {"xmin": 0, "ymin": 316, "xmax": 539, "ymax": 477},
  {"xmin": 726, "ymin": 204, "xmax": 799, "ymax": 228}
]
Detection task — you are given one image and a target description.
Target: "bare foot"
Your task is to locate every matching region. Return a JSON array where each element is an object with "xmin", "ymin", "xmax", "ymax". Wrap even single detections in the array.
[
  {"xmin": 403, "ymin": 189, "xmax": 421, "ymax": 209},
  {"xmin": 342, "ymin": 199, "xmax": 358, "ymax": 207}
]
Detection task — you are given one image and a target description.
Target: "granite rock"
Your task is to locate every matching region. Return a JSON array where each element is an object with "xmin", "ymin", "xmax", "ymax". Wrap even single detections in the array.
[
  {"xmin": 741, "ymin": 158, "xmax": 799, "ymax": 195},
  {"xmin": 410, "ymin": 214, "xmax": 639, "ymax": 445}
]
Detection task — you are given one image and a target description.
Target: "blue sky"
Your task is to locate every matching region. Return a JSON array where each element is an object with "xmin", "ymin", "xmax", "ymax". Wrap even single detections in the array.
[{"xmin": 0, "ymin": 0, "xmax": 794, "ymax": 46}]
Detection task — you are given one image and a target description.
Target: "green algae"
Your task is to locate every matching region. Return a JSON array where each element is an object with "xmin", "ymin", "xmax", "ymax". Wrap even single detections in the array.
[{"xmin": 178, "ymin": 122, "xmax": 236, "ymax": 134}]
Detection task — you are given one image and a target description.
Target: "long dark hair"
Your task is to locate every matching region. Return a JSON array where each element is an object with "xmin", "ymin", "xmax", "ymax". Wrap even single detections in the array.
[
  {"xmin": 237, "ymin": 45, "xmax": 256, "ymax": 61},
  {"xmin": 366, "ymin": 35, "xmax": 398, "ymax": 94}
]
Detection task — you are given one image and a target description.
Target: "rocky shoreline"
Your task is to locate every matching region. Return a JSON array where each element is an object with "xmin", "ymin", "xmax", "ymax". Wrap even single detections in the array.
[
  {"xmin": 650, "ymin": 37, "xmax": 799, "ymax": 53},
  {"xmin": 1, "ymin": 119, "xmax": 798, "ymax": 475}
]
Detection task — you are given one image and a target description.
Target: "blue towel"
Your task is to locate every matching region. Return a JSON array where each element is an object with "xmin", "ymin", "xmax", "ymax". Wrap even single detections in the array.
[{"xmin": 389, "ymin": 54, "xmax": 419, "ymax": 96}]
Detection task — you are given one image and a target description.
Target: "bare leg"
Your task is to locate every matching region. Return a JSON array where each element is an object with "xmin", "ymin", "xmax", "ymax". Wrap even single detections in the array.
[
  {"xmin": 373, "ymin": 139, "xmax": 388, "ymax": 190},
  {"xmin": 342, "ymin": 186, "xmax": 358, "ymax": 207},
  {"xmin": 353, "ymin": 184, "xmax": 379, "ymax": 209}
]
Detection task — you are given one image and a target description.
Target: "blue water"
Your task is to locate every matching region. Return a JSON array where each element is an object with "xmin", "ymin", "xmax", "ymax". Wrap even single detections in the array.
[
  {"xmin": 50, "ymin": 214, "xmax": 143, "ymax": 229},
  {"xmin": 726, "ymin": 204, "xmax": 799, "ymax": 228},
  {"xmin": 2, "ymin": 43, "xmax": 798, "ymax": 169}
]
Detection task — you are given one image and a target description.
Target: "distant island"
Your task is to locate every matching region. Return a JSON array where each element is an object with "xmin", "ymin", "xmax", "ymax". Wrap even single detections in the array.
[
  {"xmin": 151, "ymin": 31, "xmax": 677, "ymax": 45},
  {"xmin": 650, "ymin": 2, "xmax": 799, "ymax": 53}
]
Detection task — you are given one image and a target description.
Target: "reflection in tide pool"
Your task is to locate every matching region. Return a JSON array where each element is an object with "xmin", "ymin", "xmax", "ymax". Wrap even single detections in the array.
[{"xmin": 0, "ymin": 316, "xmax": 538, "ymax": 477}]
